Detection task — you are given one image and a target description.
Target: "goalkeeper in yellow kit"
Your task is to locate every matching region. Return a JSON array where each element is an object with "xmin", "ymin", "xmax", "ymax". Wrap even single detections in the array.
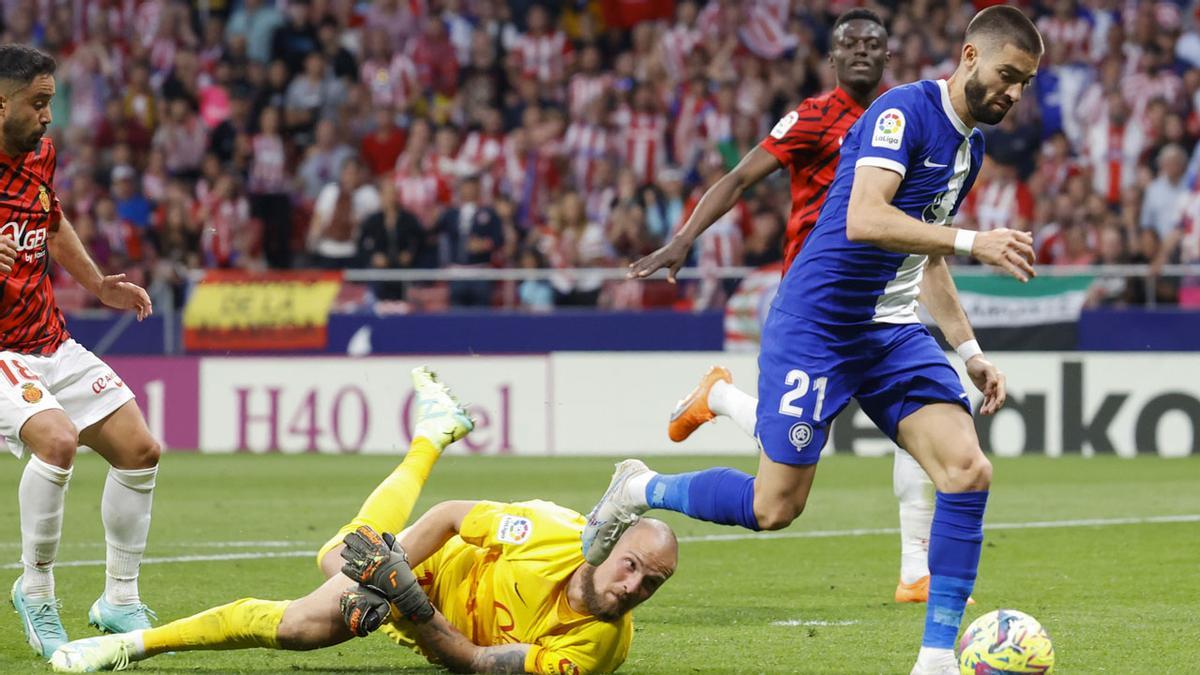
[{"xmin": 50, "ymin": 367, "xmax": 679, "ymax": 674}]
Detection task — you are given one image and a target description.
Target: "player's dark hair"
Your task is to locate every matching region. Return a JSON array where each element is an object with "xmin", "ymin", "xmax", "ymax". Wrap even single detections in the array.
[
  {"xmin": 0, "ymin": 45, "xmax": 56, "ymax": 86},
  {"xmin": 965, "ymin": 6, "xmax": 1044, "ymax": 56},
  {"xmin": 832, "ymin": 8, "xmax": 885, "ymax": 32}
]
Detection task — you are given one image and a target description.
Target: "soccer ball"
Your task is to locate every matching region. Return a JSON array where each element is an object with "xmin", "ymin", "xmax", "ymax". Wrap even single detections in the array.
[{"xmin": 957, "ymin": 609, "xmax": 1055, "ymax": 674}]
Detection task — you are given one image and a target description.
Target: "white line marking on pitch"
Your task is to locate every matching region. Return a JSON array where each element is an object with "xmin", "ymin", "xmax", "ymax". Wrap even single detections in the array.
[
  {"xmin": 676, "ymin": 513, "xmax": 1200, "ymax": 543},
  {"xmin": 4, "ymin": 514, "xmax": 1196, "ymax": 569},
  {"xmin": 771, "ymin": 619, "xmax": 859, "ymax": 627},
  {"xmin": 1, "ymin": 551, "xmax": 315, "ymax": 570},
  {"xmin": 0, "ymin": 540, "xmax": 303, "ymax": 549}
]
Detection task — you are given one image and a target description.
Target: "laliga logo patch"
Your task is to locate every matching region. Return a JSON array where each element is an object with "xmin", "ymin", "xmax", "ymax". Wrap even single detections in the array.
[
  {"xmin": 788, "ymin": 422, "xmax": 814, "ymax": 450},
  {"xmin": 496, "ymin": 515, "xmax": 532, "ymax": 544},
  {"xmin": 871, "ymin": 108, "xmax": 905, "ymax": 150},
  {"xmin": 769, "ymin": 111, "xmax": 799, "ymax": 140},
  {"xmin": 37, "ymin": 185, "xmax": 50, "ymax": 213},
  {"xmin": 21, "ymin": 383, "xmax": 43, "ymax": 404}
]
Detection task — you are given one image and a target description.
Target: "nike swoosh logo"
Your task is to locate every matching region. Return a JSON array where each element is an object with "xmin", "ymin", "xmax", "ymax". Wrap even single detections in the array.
[
  {"xmin": 923, "ymin": 157, "xmax": 948, "ymax": 168},
  {"xmin": 513, "ymin": 582, "xmax": 526, "ymax": 604}
]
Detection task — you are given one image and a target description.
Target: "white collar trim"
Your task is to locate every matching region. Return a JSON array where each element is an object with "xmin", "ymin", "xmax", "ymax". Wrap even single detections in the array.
[{"xmin": 937, "ymin": 79, "xmax": 971, "ymax": 137}]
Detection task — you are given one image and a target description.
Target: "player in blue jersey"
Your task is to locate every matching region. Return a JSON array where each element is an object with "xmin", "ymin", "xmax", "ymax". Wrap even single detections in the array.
[{"xmin": 582, "ymin": 7, "xmax": 1042, "ymax": 673}]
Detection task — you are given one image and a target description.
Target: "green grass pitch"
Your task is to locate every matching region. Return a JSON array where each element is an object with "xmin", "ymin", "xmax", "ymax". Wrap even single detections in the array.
[{"xmin": 1, "ymin": 453, "xmax": 1198, "ymax": 673}]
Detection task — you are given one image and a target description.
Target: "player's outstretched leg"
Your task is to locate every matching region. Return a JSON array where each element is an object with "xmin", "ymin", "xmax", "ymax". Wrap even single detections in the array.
[
  {"xmin": 668, "ymin": 366, "xmax": 758, "ymax": 441},
  {"xmin": 899, "ymin": 404, "xmax": 991, "ymax": 675},
  {"xmin": 12, "ymin": 410, "xmax": 77, "ymax": 658},
  {"xmin": 582, "ymin": 453, "xmax": 815, "ymax": 565},
  {"xmin": 669, "ymin": 367, "xmax": 946, "ymax": 604},
  {"xmin": 316, "ymin": 366, "xmax": 473, "ymax": 576},
  {"xmin": 52, "ymin": 598, "xmax": 292, "ymax": 672}
]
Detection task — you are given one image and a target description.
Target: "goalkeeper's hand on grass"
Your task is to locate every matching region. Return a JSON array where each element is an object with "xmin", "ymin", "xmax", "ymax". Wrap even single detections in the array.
[{"xmin": 340, "ymin": 525, "xmax": 434, "ymax": 622}]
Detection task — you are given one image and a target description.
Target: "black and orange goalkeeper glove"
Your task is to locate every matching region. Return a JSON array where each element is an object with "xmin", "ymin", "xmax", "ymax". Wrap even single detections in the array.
[
  {"xmin": 340, "ymin": 585, "xmax": 391, "ymax": 637},
  {"xmin": 340, "ymin": 525, "xmax": 434, "ymax": 622}
]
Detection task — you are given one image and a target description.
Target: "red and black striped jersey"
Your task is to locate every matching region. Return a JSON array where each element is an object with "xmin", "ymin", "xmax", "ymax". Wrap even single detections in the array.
[
  {"xmin": 0, "ymin": 137, "xmax": 68, "ymax": 355},
  {"xmin": 759, "ymin": 87, "xmax": 866, "ymax": 272}
]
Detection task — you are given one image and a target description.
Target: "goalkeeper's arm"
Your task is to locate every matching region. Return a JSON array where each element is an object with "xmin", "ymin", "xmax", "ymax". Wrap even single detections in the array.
[
  {"xmin": 409, "ymin": 611, "xmax": 535, "ymax": 674},
  {"xmin": 338, "ymin": 585, "xmax": 536, "ymax": 673}
]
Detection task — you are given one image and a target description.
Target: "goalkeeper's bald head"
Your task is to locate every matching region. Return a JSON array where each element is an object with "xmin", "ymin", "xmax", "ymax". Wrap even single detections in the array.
[{"xmin": 581, "ymin": 518, "xmax": 677, "ymax": 621}]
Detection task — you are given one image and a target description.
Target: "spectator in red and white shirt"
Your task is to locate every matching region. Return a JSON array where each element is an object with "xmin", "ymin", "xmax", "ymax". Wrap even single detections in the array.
[
  {"xmin": 1085, "ymin": 91, "xmax": 1146, "ymax": 206},
  {"xmin": 392, "ymin": 118, "xmax": 450, "ymax": 227},
  {"xmin": 660, "ymin": 0, "xmax": 702, "ymax": 82},
  {"xmin": 613, "ymin": 83, "xmax": 667, "ymax": 184},
  {"xmin": 458, "ymin": 107, "xmax": 507, "ymax": 194},
  {"xmin": 563, "ymin": 98, "xmax": 614, "ymax": 193},
  {"xmin": 961, "ymin": 159, "xmax": 1035, "ymax": 233},
  {"xmin": 152, "ymin": 98, "xmax": 208, "ymax": 179},
  {"xmin": 359, "ymin": 27, "xmax": 421, "ymax": 111},
  {"xmin": 200, "ymin": 173, "xmax": 255, "ymax": 269},
  {"xmin": 1037, "ymin": 0, "xmax": 1092, "ymax": 64},
  {"xmin": 247, "ymin": 106, "xmax": 295, "ymax": 268},
  {"xmin": 512, "ymin": 4, "xmax": 571, "ymax": 84},
  {"xmin": 568, "ymin": 45, "xmax": 613, "ymax": 119}
]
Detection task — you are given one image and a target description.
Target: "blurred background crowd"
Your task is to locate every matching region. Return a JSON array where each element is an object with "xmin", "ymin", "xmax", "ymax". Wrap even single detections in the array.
[{"xmin": 8, "ymin": 0, "xmax": 1200, "ymax": 311}]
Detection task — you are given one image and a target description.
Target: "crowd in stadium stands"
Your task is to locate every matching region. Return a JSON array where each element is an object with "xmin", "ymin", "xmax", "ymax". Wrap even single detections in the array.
[{"xmin": 10, "ymin": 0, "xmax": 1200, "ymax": 311}]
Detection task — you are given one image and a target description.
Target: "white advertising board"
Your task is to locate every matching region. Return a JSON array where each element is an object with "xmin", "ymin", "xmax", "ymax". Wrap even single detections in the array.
[
  {"xmin": 199, "ymin": 357, "xmax": 548, "ymax": 454},
  {"xmin": 196, "ymin": 353, "xmax": 1200, "ymax": 457}
]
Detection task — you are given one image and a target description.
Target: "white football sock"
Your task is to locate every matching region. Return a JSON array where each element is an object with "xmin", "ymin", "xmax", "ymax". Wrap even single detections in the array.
[
  {"xmin": 914, "ymin": 646, "xmax": 956, "ymax": 672},
  {"xmin": 707, "ymin": 381, "xmax": 759, "ymax": 438},
  {"xmin": 102, "ymin": 466, "xmax": 157, "ymax": 606},
  {"xmin": 128, "ymin": 629, "xmax": 148, "ymax": 658},
  {"xmin": 19, "ymin": 456, "xmax": 72, "ymax": 599},
  {"xmin": 894, "ymin": 450, "xmax": 934, "ymax": 584},
  {"xmin": 625, "ymin": 470, "xmax": 655, "ymax": 509}
]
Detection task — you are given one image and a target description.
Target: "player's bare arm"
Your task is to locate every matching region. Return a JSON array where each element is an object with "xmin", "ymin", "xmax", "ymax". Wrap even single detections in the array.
[
  {"xmin": 920, "ymin": 256, "xmax": 1007, "ymax": 415},
  {"xmin": 408, "ymin": 612, "xmax": 533, "ymax": 674},
  {"xmin": 48, "ymin": 214, "xmax": 153, "ymax": 320},
  {"xmin": 846, "ymin": 165, "xmax": 1036, "ymax": 281},
  {"xmin": 0, "ymin": 233, "xmax": 15, "ymax": 273},
  {"xmin": 629, "ymin": 147, "xmax": 780, "ymax": 282}
]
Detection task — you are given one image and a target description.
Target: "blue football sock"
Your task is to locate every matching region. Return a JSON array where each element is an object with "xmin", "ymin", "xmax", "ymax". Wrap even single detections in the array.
[
  {"xmin": 923, "ymin": 490, "xmax": 988, "ymax": 649},
  {"xmin": 646, "ymin": 468, "xmax": 760, "ymax": 531}
]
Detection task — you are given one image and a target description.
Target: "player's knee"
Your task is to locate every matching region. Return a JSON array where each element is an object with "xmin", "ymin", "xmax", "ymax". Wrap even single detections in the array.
[
  {"xmin": 32, "ymin": 425, "xmax": 79, "ymax": 468},
  {"xmin": 117, "ymin": 436, "xmax": 161, "ymax": 470},
  {"xmin": 753, "ymin": 497, "xmax": 804, "ymax": 531},
  {"xmin": 276, "ymin": 604, "xmax": 337, "ymax": 651},
  {"xmin": 135, "ymin": 437, "xmax": 162, "ymax": 468},
  {"xmin": 937, "ymin": 451, "xmax": 992, "ymax": 493}
]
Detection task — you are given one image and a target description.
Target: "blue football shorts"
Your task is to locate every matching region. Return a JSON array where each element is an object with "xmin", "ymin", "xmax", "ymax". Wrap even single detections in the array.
[{"xmin": 754, "ymin": 306, "xmax": 970, "ymax": 466}]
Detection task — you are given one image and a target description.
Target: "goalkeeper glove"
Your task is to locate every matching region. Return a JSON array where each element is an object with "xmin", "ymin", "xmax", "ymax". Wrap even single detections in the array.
[
  {"xmin": 340, "ymin": 525, "xmax": 434, "ymax": 622},
  {"xmin": 340, "ymin": 585, "xmax": 391, "ymax": 637}
]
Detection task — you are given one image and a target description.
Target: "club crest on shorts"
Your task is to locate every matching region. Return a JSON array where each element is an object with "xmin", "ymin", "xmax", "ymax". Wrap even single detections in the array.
[
  {"xmin": 37, "ymin": 185, "xmax": 50, "ymax": 213},
  {"xmin": 788, "ymin": 422, "xmax": 814, "ymax": 450},
  {"xmin": 21, "ymin": 382, "xmax": 43, "ymax": 404},
  {"xmin": 496, "ymin": 515, "xmax": 532, "ymax": 544}
]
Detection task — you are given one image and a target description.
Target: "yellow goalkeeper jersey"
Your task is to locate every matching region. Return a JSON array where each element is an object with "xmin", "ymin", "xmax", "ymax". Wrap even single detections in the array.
[{"xmin": 381, "ymin": 500, "xmax": 632, "ymax": 675}]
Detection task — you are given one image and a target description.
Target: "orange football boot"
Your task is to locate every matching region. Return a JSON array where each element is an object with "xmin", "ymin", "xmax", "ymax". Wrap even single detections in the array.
[
  {"xmin": 895, "ymin": 576, "xmax": 975, "ymax": 604},
  {"xmin": 668, "ymin": 366, "xmax": 732, "ymax": 442}
]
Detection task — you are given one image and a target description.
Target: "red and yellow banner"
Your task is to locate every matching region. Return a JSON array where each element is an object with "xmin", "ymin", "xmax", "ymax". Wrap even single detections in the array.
[{"xmin": 183, "ymin": 270, "xmax": 343, "ymax": 351}]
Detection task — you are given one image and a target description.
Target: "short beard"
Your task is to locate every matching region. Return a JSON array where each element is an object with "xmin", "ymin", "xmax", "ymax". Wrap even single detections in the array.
[
  {"xmin": 579, "ymin": 566, "xmax": 623, "ymax": 622},
  {"xmin": 3, "ymin": 117, "xmax": 40, "ymax": 154},
  {"xmin": 964, "ymin": 71, "xmax": 1008, "ymax": 126}
]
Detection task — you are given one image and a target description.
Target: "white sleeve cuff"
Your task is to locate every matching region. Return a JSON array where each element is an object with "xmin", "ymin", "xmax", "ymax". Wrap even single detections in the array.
[{"xmin": 855, "ymin": 156, "xmax": 908, "ymax": 178}]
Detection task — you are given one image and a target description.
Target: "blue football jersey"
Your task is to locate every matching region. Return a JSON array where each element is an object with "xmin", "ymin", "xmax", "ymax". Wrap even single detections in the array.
[{"xmin": 775, "ymin": 79, "xmax": 985, "ymax": 325}]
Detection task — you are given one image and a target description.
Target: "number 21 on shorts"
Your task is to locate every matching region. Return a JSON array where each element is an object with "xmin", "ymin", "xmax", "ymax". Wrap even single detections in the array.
[{"xmin": 777, "ymin": 369, "xmax": 828, "ymax": 421}]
